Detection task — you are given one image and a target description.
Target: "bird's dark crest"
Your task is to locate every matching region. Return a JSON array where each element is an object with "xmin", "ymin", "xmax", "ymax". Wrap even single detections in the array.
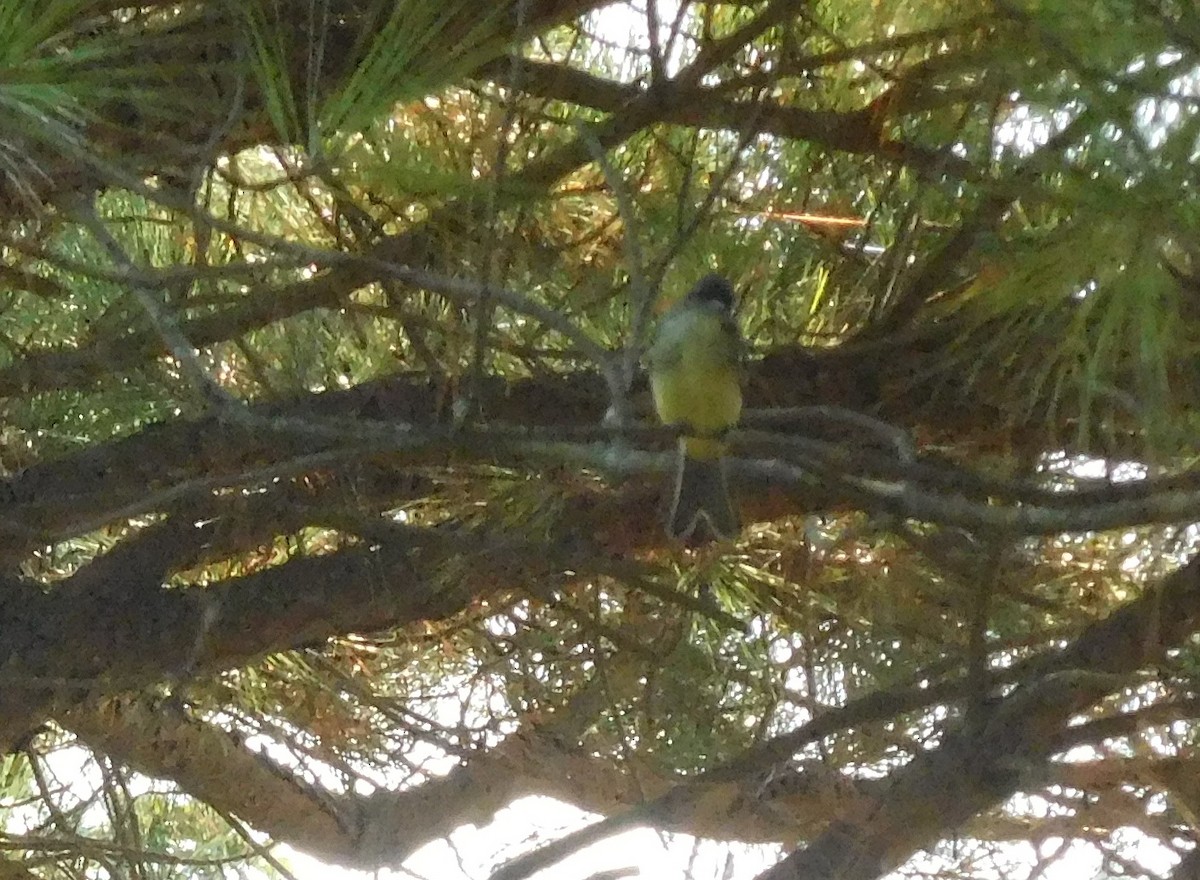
[{"xmin": 686, "ymin": 274, "xmax": 736, "ymax": 312}]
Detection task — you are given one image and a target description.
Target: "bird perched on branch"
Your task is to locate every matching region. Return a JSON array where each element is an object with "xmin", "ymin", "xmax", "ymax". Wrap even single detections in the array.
[{"xmin": 647, "ymin": 273, "xmax": 743, "ymax": 542}]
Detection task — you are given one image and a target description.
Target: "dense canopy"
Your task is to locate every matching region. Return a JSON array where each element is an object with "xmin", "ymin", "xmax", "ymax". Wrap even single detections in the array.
[{"xmin": 1, "ymin": 1, "xmax": 1199, "ymax": 879}]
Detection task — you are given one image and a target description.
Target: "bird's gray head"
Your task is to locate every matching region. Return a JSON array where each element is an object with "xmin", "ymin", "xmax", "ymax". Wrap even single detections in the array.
[{"xmin": 686, "ymin": 274, "xmax": 736, "ymax": 312}]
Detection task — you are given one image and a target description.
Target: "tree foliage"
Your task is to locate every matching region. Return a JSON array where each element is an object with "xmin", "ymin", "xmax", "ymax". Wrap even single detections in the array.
[{"xmin": 0, "ymin": 1, "xmax": 1199, "ymax": 879}]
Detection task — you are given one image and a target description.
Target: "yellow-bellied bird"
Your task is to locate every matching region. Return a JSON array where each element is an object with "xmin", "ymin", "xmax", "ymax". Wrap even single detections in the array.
[{"xmin": 647, "ymin": 274, "xmax": 743, "ymax": 541}]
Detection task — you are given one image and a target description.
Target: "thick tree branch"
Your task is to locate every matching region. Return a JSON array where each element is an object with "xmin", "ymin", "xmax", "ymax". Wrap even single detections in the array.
[
  {"xmin": 0, "ymin": 520, "xmax": 606, "ymax": 751},
  {"xmin": 756, "ymin": 553, "xmax": 1200, "ymax": 880},
  {"xmin": 66, "ymin": 689, "xmax": 1148, "ymax": 871},
  {"xmin": 62, "ymin": 695, "xmax": 848, "ymax": 868},
  {"xmin": 491, "ymin": 552, "xmax": 1200, "ymax": 880},
  {"xmin": 4, "ymin": 376, "xmax": 1200, "ymax": 573},
  {"xmin": 479, "ymin": 56, "xmax": 979, "ymax": 180}
]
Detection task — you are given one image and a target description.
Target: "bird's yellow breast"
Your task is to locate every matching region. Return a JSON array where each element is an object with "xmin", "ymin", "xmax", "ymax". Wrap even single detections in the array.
[{"xmin": 648, "ymin": 305, "xmax": 742, "ymax": 457}]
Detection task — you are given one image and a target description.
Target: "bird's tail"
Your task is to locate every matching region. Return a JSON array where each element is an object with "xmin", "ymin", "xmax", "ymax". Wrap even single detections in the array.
[{"xmin": 666, "ymin": 440, "xmax": 739, "ymax": 541}]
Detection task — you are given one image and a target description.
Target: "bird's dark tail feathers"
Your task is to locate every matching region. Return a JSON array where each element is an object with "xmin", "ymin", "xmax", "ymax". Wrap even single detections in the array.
[{"xmin": 666, "ymin": 448, "xmax": 739, "ymax": 542}]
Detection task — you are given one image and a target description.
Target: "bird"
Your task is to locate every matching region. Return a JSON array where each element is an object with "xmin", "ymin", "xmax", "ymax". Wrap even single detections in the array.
[{"xmin": 646, "ymin": 273, "xmax": 743, "ymax": 542}]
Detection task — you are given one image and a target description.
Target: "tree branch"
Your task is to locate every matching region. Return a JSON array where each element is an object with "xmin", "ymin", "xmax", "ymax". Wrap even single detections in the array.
[
  {"xmin": 756, "ymin": 553, "xmax": 1200, "ymax": 880},
  {"xmin": 0, "ymin": 521, "xmax": 609, "ymax": 751}
]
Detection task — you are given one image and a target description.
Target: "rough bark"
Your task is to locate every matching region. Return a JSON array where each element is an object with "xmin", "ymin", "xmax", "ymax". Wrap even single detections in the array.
[
  {"xmin": 64, "ymin": 690, "xmax": 1194, "ymax": 871},
  {"xmin": 4, "ymin": 352, "xmax": 1199, "ymax": 568},
  {"xmin": 0, "ymin": 517, "xmax": 598, "ymax": 750},
  {"xmin": 757, "ymin": 553, "xmax": 1200, "ymax": 880},
  {"xmin": 486, "ymin": 552, "xmax": 1200, "ymax": 880}
]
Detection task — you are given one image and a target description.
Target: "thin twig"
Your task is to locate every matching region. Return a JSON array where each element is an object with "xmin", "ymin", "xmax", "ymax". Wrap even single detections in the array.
[
  {"xmin": 68, "ymin": 197, "xmax": 240, "ymax": 413},
  {"xmin": 578, "ymin": 122, "xmax": 651, "ymax": 414},
  {"xmin": 466, "ymin": 0, "xmax": 530, "ymax": 424}
]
